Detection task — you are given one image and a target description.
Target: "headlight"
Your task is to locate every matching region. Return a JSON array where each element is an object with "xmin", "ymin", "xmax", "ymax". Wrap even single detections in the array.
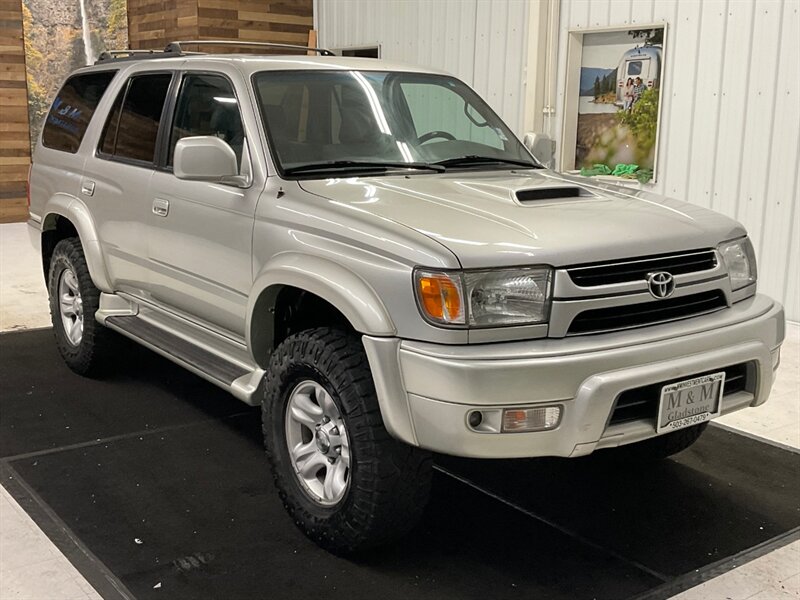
[
  {"xmin": 718, "ymin": 237, "xmax": 757, "ymax": 291},
  {"xmin": 414, "ymin": 267, "xmax": 552, "ymax": 327},
  {"xmin": 464, "ymin": 268, "xmax": 551, "ymax": 326}
]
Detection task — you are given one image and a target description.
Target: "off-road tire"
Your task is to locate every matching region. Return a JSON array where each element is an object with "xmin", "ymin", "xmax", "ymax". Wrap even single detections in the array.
[
  {"xmin": 611, "ymin": 422, "xmax": 708, "ymax": 462},
  {"xmin": 47, "ymin": 237, "xmax": 113, "ymax": 376},
  {"xmin": 262, "ymin": 327, "xmax": 432, "ymax": 554}
]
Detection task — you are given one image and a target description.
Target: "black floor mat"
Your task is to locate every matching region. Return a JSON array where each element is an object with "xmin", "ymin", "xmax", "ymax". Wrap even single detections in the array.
[{"xmin": 2, "ymin": 329, "xmax": 798, "ymax": 600}]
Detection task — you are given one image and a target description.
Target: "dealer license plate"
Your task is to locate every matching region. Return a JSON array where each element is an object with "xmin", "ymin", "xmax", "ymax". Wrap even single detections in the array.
[{"xmin": 656, "ymin": 372, "xmax": 725, "ymax": 434}]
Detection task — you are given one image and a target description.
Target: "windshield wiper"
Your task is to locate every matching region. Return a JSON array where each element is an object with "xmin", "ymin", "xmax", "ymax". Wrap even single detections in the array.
[
  {"xmin": 284, "ymin": 160, "xmax": 445, "ymax": 175},
  {"xmin": 434, "ymin": 155, "xmax": 541, "ymax": 169}
]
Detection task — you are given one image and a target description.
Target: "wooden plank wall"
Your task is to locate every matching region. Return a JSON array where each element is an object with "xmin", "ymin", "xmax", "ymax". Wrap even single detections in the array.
[
  {"xmin": 127, "ymin": 0, "xmax": 313, "ymax": 53},
  {"xmin": 197, "ymin": 0, "xmax": 313, "ymax": 49},
  {"xmin": 127, "ymin": 0, "xmax": 198, "ymax": 50},
  {"xmin": 0, "ymin": 0, "xmax": 30, "ymax": 223}
]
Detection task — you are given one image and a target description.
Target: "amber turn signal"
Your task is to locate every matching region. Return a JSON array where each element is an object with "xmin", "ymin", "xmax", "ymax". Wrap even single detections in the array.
[{"xmin": 415, "ymin": 270, "xmax": 464, "ymax": 325}]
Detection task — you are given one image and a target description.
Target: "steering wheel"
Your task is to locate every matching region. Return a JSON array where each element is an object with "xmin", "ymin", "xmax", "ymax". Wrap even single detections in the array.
[{"xmin": 416, "ymin": 130, "xmax": 456, "ymax": 144}]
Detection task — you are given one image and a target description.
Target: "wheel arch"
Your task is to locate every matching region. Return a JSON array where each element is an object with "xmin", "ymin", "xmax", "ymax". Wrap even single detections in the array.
[
  {"xmin": 41, "ymin": 194, "xmax": 112, "ymax": 292},
  {"xmin": 247, "ymin": 253, "xmax": 396, "ymax": 368}
]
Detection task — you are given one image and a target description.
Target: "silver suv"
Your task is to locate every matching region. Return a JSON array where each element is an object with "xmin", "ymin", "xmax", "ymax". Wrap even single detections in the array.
[{"xmin": 28, "ymin": 42, "xmax": 785, "ymax": 553}]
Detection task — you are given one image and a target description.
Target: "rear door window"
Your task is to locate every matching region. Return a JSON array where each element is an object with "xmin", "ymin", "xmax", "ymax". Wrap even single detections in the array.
[
  {"xmin": 98, "ymin": 73, "xmax": 172, "ymax": 164},
  {"xmin": 42, "ymin": 71, "xmax": 117, "ymax": 153}
]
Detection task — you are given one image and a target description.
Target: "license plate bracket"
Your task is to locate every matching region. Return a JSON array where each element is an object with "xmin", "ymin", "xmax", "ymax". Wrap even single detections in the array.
[{"xmin": 656, "ymin": 372, "xmax": 726, "ymax": 434}]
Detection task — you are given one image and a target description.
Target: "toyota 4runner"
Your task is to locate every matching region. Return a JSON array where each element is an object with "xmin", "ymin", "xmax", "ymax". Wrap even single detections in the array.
[{"xmin": 27, "ymin": 42, "xmax": 785, "ymax": 553}]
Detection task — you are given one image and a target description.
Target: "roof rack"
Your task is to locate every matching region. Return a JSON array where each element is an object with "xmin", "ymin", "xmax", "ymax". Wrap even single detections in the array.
[
  {"xmin": 96, "ymin": 48, "xmax": 174, "ymax": 63},
  {"xmin": 166, "ymin": 40, "xmax": 336, "ymax": 56},
  {"xmin": 95, "ymin": 47, "xmax": 203, "ymax": 63},
  {"xmin": 96, "ymin": 40, "xmax": 335, "ymax": 63}
]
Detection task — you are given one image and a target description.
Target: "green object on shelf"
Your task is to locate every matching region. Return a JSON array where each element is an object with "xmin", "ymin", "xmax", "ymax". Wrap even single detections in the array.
[
  {"xmin": 580, "ymin": 163, "xmax": 653, "ymax": 183},
  {"xmin": 611, "ymin": 163, "xmax": 639, "ymax": 177},
  {"xmin": 579, "ymin": 164, "xmax": 612, "ymax": 177}
]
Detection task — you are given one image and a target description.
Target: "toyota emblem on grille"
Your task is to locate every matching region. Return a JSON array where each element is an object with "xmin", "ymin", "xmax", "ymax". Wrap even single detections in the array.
[{"xmin": 647, "ymin": 271, "xmax": 675, "ymax": 299}]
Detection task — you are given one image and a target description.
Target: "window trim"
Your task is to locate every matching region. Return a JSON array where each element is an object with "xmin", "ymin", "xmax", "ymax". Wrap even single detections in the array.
[
  {"xmin": 98, "ymin": 77, "xmax": 127, "ymax": 157},
  {"xmin": 41, "ymin": 69, "xmax": 119, "ymax": 154},
  {"xmin": 95, "ymin": 70, "xmax": 177, "ymax": 170}
]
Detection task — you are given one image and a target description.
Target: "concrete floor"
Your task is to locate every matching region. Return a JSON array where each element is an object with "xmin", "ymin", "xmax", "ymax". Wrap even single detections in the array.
[{"xmin": 1, "ymin": 222, "xmax": 798, "ymax": 599}]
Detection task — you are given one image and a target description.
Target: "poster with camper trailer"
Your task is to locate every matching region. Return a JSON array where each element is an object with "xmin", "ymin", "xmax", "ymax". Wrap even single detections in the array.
[
  {"xmin": 574, "ymin": 26, "xmax": 665, "ymax": 182},
  {"xmin": 21, "ymin": 0, "xmax": 128, "ymax": 153}
]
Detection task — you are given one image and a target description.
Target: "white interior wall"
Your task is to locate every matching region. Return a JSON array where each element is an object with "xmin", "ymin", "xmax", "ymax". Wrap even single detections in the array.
[
  {"xmin": 316, "ymin": 0, "xmax": 799, "ymax": 321},
  {"xmin": 315, "ymin": 0, "xmax": 530, "ymax": 134},
  {"xmin": 552, "ymin": 0, "xmax": 800, "ymax": 320}
]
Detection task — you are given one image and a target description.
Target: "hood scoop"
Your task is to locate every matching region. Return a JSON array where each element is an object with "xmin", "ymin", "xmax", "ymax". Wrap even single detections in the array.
[{"xmin": 515, "ymin": 186, "xmax": 592, "ymax": 203}]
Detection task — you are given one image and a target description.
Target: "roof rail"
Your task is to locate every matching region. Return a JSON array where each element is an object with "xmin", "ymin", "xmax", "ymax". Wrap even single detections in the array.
[
  {"xmin": 165, "ymin": 40, "xmax": 335, "ymax": 56},
  {"xmin": 95, "ymin": 40, "xmax": 336, "ymax": 64},
  {"xmin": 95, "ymin": 47, "xmax": 194, "ymax": 64}
]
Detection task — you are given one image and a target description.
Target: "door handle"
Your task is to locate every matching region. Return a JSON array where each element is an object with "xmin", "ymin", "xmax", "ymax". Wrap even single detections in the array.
[
  {"xmin": 152, "ymin": 198, "xmax": 170, "ymax": 217},
  {"xmin": 81, "ymin": 180, "xmax": 95, "ymax": 196}
]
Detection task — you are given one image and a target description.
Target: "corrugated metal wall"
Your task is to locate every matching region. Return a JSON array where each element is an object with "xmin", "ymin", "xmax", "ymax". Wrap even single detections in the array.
[
  {"xmin": 315, "ymin": 0, "xmax": 530, "ymax": 134},
  {"xmin": 316, "ymin": 0, "xmax": 799, "ymax": 320},
  {"xmin": 553, "ymin": 0, "xmax": 800, "ymax": 320}
]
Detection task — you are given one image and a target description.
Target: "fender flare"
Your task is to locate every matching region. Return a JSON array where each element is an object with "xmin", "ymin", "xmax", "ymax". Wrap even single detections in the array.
[
  {"xmin": 42, "ymin": 194, "xmax": 113, "ymax": 292},
  {"xmin": 247, "ymin": 252, "xmax": 396, "ymax": 366}
]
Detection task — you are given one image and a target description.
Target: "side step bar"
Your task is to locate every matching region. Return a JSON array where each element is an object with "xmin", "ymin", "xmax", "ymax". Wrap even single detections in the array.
[{"xmin": 105, "ymin": 315, "xmax": 264, "ymax": 406}]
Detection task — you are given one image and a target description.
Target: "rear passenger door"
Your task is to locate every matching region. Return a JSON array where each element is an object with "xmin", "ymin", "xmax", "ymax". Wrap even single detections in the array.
[
  {"xmin": 147, "ymin": 70, "xmax": 262, "ymax": 339},
  {"xmin": 83, "ymin": 70, "xmax": 173, "ymax": 298}
]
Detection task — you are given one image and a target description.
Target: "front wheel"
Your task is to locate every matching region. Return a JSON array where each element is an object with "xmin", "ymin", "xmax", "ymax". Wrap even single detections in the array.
[{"xmin": 262, "ymin": 327, "xmax": 432, "ymax": 554}]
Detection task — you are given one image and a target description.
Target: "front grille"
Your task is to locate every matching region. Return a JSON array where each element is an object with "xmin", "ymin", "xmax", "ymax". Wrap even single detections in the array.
[
  {"xmin": 567, "ymin": 290, "xmax": 727, "ymax": 335},
  {"xmin": 609, "ymin": 362, "xmax": 752, "ymax": 426},
  {"xmin": 567, "ymin": 249, "xmax": 718, "ymax": 287}
]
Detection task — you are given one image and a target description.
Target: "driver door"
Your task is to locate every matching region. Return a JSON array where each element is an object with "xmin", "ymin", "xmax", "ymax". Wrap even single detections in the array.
[{"xmin": 147, "ymin": 70, "xmax": 262, "ymax": 338}]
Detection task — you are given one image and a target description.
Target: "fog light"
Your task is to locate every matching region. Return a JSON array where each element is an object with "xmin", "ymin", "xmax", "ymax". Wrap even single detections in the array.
[
  {"xmin": 467, "ymin": 411, "xmax": 483, "ymax": 428},
  {"xmin": 502, "ymin": 406, "xmax": 561, "ymax": 433}
]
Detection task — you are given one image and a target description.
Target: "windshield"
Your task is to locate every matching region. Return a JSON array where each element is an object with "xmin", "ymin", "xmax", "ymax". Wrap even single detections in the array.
[{"xmin": 252, "ymin": 70, "xmax": 537, "ymax": 177}]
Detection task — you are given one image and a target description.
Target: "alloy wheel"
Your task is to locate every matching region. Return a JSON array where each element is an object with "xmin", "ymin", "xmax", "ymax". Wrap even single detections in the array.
[
  {"xmin": 58, "ymin": 268, "xmax": 83, "ymax": 346},
  {"xmin": 284, "ymin": 379, "xmax": 351, "ymax": 506}
]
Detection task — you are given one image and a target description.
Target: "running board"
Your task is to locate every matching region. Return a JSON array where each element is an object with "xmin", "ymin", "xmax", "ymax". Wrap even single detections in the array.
[{"xmin": 104, "ymin": 315, "xmax": 264, "ymax": 406}]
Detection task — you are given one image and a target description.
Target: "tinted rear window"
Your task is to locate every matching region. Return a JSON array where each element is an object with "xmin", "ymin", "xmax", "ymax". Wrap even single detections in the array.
[
  {"xmin": 42, "ymin": 71, "xmax": 117, "ymax": 153},
  {"xmin": 99, "ymin": 73, "xmax": 172, "ymax": 164}
]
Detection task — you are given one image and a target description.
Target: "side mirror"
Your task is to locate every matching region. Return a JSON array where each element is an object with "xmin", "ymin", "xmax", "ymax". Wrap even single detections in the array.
[
  {"xmin": 523, "ymin": 132, "xmax": 555, "ymax": 169},
  {"xmin": 174, "ymin": 136, "xmax": 240, "ymax": 183}
]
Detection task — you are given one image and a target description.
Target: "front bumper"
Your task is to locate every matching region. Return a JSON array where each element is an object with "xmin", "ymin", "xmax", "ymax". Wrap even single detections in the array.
[{"xmin": 363, "ymin": 294, "xmax": 784, "ymax": 458}]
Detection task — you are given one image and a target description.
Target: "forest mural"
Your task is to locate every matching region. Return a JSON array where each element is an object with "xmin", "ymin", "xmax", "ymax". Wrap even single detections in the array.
[{"xmin": 22, "ymin": 0, "xmax": 128, "ymax": 151}]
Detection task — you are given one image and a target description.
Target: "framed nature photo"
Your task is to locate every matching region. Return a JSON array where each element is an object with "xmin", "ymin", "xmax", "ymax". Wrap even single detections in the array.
[{"xmin": 561, "ymin": 24, "xmax": 667, "ymax": 183}]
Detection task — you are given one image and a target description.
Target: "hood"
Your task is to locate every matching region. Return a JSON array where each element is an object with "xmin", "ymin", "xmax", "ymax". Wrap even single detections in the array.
[{"xmin": 299, "ymin": 170, "xmax": 745, "ymax": 269}]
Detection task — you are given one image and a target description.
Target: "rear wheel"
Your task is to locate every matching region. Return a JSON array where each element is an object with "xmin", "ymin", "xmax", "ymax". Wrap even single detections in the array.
[
  {"xmin": 262, "ymin": 327, "xmax": 432, "ymax": 554},
  {"xmin": 47, "ymin": 237, "xmax": 113, "ymax": 376},
  {"xmin": 610, "ymin": 423, "xmax": 708, "ymax": 462}
]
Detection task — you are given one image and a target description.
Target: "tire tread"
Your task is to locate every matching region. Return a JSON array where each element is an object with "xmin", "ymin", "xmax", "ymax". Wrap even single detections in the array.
[
  {"xmin": 48, "ymin": 237, "xmax": 114, "ymax": 376},
  {"xmin": 262, "ymin": 327, "xmax": 432, "ymax": 554}
]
